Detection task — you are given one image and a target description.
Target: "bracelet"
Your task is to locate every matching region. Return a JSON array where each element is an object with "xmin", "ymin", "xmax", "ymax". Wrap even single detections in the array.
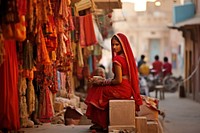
[{"xmin": 103, "ymin": 78, "xmax": 112, "ymax": 85}]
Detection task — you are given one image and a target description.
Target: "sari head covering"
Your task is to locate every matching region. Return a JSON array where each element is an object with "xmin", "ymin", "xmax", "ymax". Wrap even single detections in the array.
[{"xmin": 111, "ymin": 33, "xmax": 143, "ymax": 109}]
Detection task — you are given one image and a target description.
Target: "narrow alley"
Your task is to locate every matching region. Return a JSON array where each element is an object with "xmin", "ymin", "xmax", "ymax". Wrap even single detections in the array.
[
  {"xmin": 1, "ymin": 0, "xmax": 200, "ymax": 133},
  {"xmin": 21, "ymin": 91, "xmax": 200, "ymax": 133}
]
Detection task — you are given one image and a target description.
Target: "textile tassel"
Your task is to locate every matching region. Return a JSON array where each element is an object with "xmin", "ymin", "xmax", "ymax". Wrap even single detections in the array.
[
  {"xmin": 23, "ymin": 40, "xmax": 34, "ymax": 70},
  {"xmin": 75, "ymin": 42, "xmax": 84, "ymax": 79},
  {"xmin": 18, "ymin": 76, "xmax": 29, "ymax": 127},
  {"xmin": 27, "ymin": 80, "xmax": 35, "ymax": 115},
  {"xmin": 79, "ymin": 16, "xmax": 86, "ymax": 47}
]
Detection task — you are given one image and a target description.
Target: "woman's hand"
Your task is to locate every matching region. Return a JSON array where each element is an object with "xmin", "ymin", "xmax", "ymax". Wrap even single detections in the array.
[{"xmin": 88, "ymin": 76, "xmax": 105, "ymax": 86}]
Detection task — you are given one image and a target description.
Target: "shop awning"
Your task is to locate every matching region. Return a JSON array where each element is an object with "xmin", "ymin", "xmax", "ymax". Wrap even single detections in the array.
[
  {"xmin": 168, "ymin": 2, "xmax": 199, "ymax": 29},
  {"xmin": 94, "ymin": 0, "xmax": 122, "ymax": 9},
  {"xmin": 174, "ymin": 15, "xmax": 200, "ymax": 27},
  {"xmin": 168, "ymin": 15, "xmax": 200, "ymax": 29},
  {"xmin": 172, "ymin": 2, "xmax": 195, "ymax": 25}
]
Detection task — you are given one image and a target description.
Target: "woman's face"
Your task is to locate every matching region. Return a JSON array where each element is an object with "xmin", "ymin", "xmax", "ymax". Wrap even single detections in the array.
[{"xmin": 112, "ymin": 39, "xmax": 122, "ymax": 54}]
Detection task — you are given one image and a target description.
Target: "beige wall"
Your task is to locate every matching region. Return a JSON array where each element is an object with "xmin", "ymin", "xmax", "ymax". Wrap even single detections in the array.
[{"xmin": 111, "ymin": 1, "xmax": 184, "ymax": 76}]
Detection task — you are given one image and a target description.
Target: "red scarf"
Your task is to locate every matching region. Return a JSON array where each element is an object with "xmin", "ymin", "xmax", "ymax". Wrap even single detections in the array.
[{"xmin": 112, "ymin": 33, "xmax": 143, "ymax": 109}]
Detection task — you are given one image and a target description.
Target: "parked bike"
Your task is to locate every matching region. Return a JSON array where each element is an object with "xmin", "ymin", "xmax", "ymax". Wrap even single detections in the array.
[
  {"xmin": 139, "ymin": 69, "xmax": 182, "ymax": 95},
  {"xmin": 162, "ymin": 75, "xmax": 182, "ymax": 92}
]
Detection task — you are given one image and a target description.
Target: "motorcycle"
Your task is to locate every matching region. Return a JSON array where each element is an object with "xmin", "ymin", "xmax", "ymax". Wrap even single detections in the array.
[
  {"xmin": 139, "ymin": 68, "xmax": 162, "ymax": 96},
  {"xmin": 162, "ymin": 75, "xmax": 182, "ymax": 92},
  {"xmin": 139, "ymin": 69, "xmax": 182, "ymax": 95}
]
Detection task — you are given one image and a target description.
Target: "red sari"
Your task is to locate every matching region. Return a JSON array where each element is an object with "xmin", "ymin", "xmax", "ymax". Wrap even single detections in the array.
[
  {"xmin": 85, "ymin": 33, "xmax": 142, "ymax": 128},
  {"xmin": 0, "ymin": 40, "xmax": 20, "ymax": 130}
]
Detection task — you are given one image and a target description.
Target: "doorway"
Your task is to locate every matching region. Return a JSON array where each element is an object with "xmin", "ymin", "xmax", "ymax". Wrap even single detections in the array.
[{"xmin": 149, "ymin": 39, "xmax": 161, "ymax": 64}]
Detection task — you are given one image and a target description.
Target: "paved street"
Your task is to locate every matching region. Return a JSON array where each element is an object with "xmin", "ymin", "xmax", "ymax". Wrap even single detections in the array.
[
  {"xmin": 158, "ymin": 92, "xmax": 200, "ymax": 133},
  {"xmin": 22, "ymin": 124, "xmax": 91, "ymax": 133},
  {"xmin": 21, "ymin": 91, "xmax": 200, "ymax": 133}
]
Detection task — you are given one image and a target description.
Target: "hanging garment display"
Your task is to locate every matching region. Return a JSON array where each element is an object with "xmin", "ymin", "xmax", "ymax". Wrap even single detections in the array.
[
  {"xmin": 27, "ymin": 80, "xmax": 36, "ymax": 115},
  {"xmin": 36, "ymin": 25, "xmax": 51, "ymax": 65},
  {"xmin": 0, "ymin": 34, "xmax": 5, "ymax": 66},
  {"xmin": 0, "ymin": 40, "xmax": 20, "ymax": 130},
  {"xmin": 84, "ymin": 13, "xmax": 98, "ymax": 46},
  {"xmin": 45, "ymin": 16, "xmax": 58, "ymax": 52},
  {"xmin": 0, "ymin": 0, "xmax": 102, "ymax": 129}
]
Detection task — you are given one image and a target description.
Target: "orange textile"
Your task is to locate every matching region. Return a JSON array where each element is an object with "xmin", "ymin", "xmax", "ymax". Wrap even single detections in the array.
[
  {"xmin": 0, "ymin": 40, "xmax": 20, "ymax": 130},
  {"xmin": 39, "ymin": 85, "xmax": 54, "ymax": 123},
  {"xmin": 37, "ymin": 26, "xmax": 51, "ymax": 65}
]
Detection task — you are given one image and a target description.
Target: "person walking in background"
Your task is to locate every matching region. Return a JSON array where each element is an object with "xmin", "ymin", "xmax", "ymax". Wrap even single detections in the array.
[
  {"xmin": 85, "ymin": 33, "xmax": 142, "ymax": 132},
  {"xmin": 138, "ymin": 54, "xmax": 146, "ymax": 69},
  {"xmin": 152, "ymin": 55, "xmax": 163, "ymax": 76},
  {"xmin": 163, "ymin": 56, "xmax": 172, "ymax": 77},
  {"xmin": 138, "ymin": 54, "xmax": 150, "ymax": 76}
]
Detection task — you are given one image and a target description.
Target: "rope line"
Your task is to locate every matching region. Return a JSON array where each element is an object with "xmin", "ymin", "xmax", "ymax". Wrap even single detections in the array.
[
  {"xmin": 182, "ymin": 56, "xmax": 200, "ymax": 84},
  {"xmin": 164, "ymin": 57, "xmax": 200, "ymax": 90}
]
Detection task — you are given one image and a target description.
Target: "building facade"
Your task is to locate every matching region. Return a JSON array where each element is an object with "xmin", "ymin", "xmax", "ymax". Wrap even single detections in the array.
[
  {"xmin": 112, "ymin": 0, "xmax": 184, "ymax": 76},
  {"xmin": 171, "ymin": 0, "xmax": 200, "ymax": 102}
]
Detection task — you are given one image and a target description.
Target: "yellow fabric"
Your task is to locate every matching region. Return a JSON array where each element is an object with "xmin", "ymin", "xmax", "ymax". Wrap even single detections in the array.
[
  {"xmin": 14, "ymin": 15, "xmax": 26, "ymax": 42},
  {"xmin": 139, "ymin": 64, "xmax": 150, "ymax": 76}
]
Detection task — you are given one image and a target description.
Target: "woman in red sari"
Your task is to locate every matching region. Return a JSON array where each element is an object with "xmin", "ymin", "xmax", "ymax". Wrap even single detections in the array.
[{"xmin": 85, "ymin": 33, "xmax": 142, "ymax": 131}]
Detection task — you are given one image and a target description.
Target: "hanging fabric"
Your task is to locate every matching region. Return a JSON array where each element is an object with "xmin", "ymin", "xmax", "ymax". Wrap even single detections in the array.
[
  {"xmin": 27, "ymin": 80, "xmax": 36, "ymax": 115},
  {"xmin": 84, "ymin": 13, "xmax": 97, "ymax": 46},
  {"xmin": 22, "ymin": 40, "xmax": 34, "ymax": 70},
  {"xmin": 36, "ymin": 25, "xmax": 51, "ymax": 65},
  {"xmin": 45, "ymin": 16, "xmax": 58, "ymax": 52},
  {"xmin": 0, "ymin": 40, "xmax": 20, "ymax": 130},
  {"xmin": 79, "ymin": 16, "xmax": 86, "ymax": 47},
  {"xmin": 14, "ymin": 15, "xmax": 26, "ymax": 42}
]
